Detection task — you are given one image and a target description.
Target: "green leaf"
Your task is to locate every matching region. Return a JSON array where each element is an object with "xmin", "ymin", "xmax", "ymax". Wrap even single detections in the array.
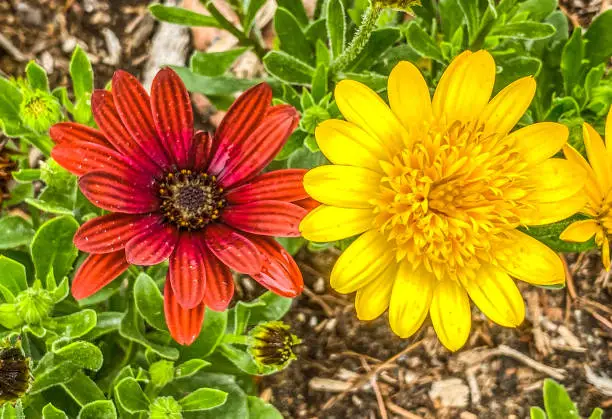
[
  {"xmin": 12, "ymin": 168, "xmax": 41, "ymax": 183},
  {"xmin": 176, "ymin": 359, "xmax": 211, "ymax": 379},
  {"xmin": 42, "ymin": 403, "xmax": 68, "ymax": 419},
  {"xmin": 0, "ymin": 216, "xmax": 35, "ymax": 249},
  {"xmin": 517, "ymin": 0, "xmax": 556, "ymax": 20},
  {"xmin": 54, "ymin": 340, "xmax": 103, "ymax": 371},
  {"xmin": 287, "ymin": 147, "xmax": 327, "ymax": 169},
  {"xmin": 172, "ymin": 66, "xmax": 262, "ymax": 95},
  {"xmin": 315, "ymin": 39, "xmax": 331, "ymax": 67},
  {"xmin": 405, "ymin": 22, "xmax": 445, "ymax": 64},
  {"xmin": 490, "ymin": 22, "xmax": 556, "ymax": 40},
  {"xmin": 134, "ymin": 273, "xmax": 166, "ymax": 331},
  {"xmin": 561, "ymin": 28, "xmax": 584, "ymax": 97},
  {"xmin": 0, "ymin": 255, "xmax": 28, "ymax": 296},
  {"xmin": 243, "ymin": 0, "xmax": 267, "ymax": 32},
  {"xmin": 263, "ymin": 51, "xmax": 315, "ymax": 85},
  {"xmin": 62, "ymin": 371, "xmax": 105, "ymax": 406},
  {"xmin": 274, "ymin": 8, "xmax": 312, "ymax": 64},
  {"xmin": 311, "ymin": 64, "xmax": 328, "ymax": 103},
  {"xmin": 218, "ymin": 344, "xmax": 275, "ymax": 375},
  {"xmin": 26, "ymin": 61, "xmax": 49, "ymax": 92},
  {"xmin": 190, "ymin": 48, "xmax": 248, "ymax": 77},
  {"xmin": 0, "ymin": 403, "xmax": 24, "ymax": 419},
  {"xmin": 347, "ymin": 28, "xmax": 402, "ymax": 72},
  {"xmin": 30, "ymin": 215, "xmax": 79, "ymax": 281},
  {"xmin": 521, "ymin": 215, "xmax": 596, "ymax": 253},
  {"xmin": 247, "ymin": 396, "xmax": 283, "ymax": 419},
  {"xmin": 588, "ymin": 408, "xmax": 604, "ymax": 419},
  {"xmin": 31, "ymin": 359, "xmax": 80, "ymax": 394},
  {"xmin": 28, "ymin": 159, "xmax": 77, "ymax": 215},
  {"xmin": 180, "ymin": 308, "xmax": 227, "ymax": 360},
  {"xmin": 83, "ymin": 311, "xmax": 123, "ymax": 340},
  {"xmin": 457, "ymin": 0, "xmax": 480, "ymax": 42},
  {"xmin": 149, "ymin": 4, "xmax": 221, "ymax": 27},
  {"xmin": 326, "ymin": 0, "xmax": 346, "ymax": 59},
  {"xmin": 584, "ymin": 10, "xmax": 612, "ymax": 66},
  {"xmin": 494, "ymin": 56, "xmax": 542, "ymax": 92},
  {"xmin": 50, "ymin": 277, "xmax": 69, "ymax": 303},
  {"xmin": 77, "ymin": 400, "xmax": 117, "ymax": 419},
  {"xmin": 46, "ymin": 309, "xmax": 98, "ymax": 340},
  {"xmin": 0, "ymin": 78, "xmax": 27, "ymax": 137},
  {"xmin": 114, "ymin": 377, "xmax": 150, "ymax": 414},
  {"xmin": 530, "ymin": 406, "xmax": 547, "ymax": 419},
  {"xmin": 342, "ymin": 71, "xmax": 387, "ymax": 92},
  {"xmin": 248, "ymin": 291, "xmax": 293, "ymax": 325},
  {"xmin": 543, "ymin": 379, "xmax": 580, "ymax": 419},
  {"xmin": 69, "ymin": 46, "xmax": 93, "ymax": 100},
  {"xmin": 179, "ymin": 388, "xmax": 228, "ymax": 411},
  {"xmin": 0, "ymin": 304, "xmax": 22, "ymax": 328},
  {"xmin": 275, "ymin": 129, "xmax": 306, "ymax": 160},
  {"xmin": 276, "ymin": 0, "xmax": 308, "ymax": 26}
]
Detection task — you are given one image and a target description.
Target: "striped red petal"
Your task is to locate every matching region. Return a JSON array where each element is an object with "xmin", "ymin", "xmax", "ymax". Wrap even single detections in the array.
[
  {"xmin": 50, "ymin": 122, "xmax": 112, "ymax": 148},
  {"xmin": 74, "ymin": 213, "xmax": 161, "ymax": 254},
  {"xmin": 191, "ymin": 131, "xmax": 213, "ymax": 172},
  {"xmin": 222, "ymin": 201, "xmax": 306, "ymax": 237},
  {"xmin": 203, "ymin": 223, "xmax": 263, "ymax": 275},
  {"xmin": 125, "ymin": 222, "xmax": 179, "ymax": 265},
  {"xmin": 293, "ymin": 197, "xmax": 320, "ymax": 211},
  {"xmin": 168, "ymin": 233, "xmax": 206, "ymax": 309},
  {"xmin": 225, "ymin": 169, "xmax": 308, "ymax": 204},
  {"xmin": 72, "ymin": 250, "xmax": 130, "ymax": 300},
  {"xmin": 91, "ymin": 90, "xmax": 161, "ymax": 175},
  {"xmin": 201, "ymin": 246, "xmax": 234, "ymax": 311},
  {"xmin": 151, "ymin": 68, "xmax": 194, "ymax": 167},
  {"xmin": 207, "ymin": 83, "xmax": 272, "ymax": 174},
  {"xmin": 164, "ymin": 280, "xmax": 205, "ymax": 345},
  {"xmin": 217, "ymin": 105, "xmax": 299, "ymax": 188},
  {"xmin": 111, "ymin": 70, "xmax": 172, "ymax": 169},
  {"xmin": 79, "ymin": 171, "xmax": 159, "ymax": 214},
  {"xmin": 247, "ymin": 235, "xmax": 303, "ymax": 298}
]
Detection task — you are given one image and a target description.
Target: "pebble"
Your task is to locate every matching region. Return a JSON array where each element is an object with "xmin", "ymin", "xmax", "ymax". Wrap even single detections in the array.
[
  {"xmin": 16, "ymin": 2, "xmax": 43, "ymax": 26},
  {"xmin": 313, "ymin": 277, "xmax": 326, "ymax": 293},
  {"xmin": 62, "ymin": 37, "xmax": 77, "ymax": 53},
  {"xmin": 429, "ymin": 378, "xmax": 470, "ymax": 408},
  {"xmin": 309, "ymin": 316, "xmax": 318, "ymax": 327},
  {"xmin": 39, "ymin": 51, "xmax": 54, "ymax": 74}
]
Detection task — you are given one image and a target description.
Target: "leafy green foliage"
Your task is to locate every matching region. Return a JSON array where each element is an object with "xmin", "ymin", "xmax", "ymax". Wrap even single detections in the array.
[{"xmin": 530, "ymin": 379, "xmax": 604, "ymax": 419}]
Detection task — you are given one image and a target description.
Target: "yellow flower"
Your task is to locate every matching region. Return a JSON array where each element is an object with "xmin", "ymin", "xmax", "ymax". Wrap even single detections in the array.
[
  {"xmin": 300, "ymin": 50, "xmax": 586, "ymax": 351},
  {"xmin": 560, "ymin": 107, "xmax": 612, "ymax": 270}
]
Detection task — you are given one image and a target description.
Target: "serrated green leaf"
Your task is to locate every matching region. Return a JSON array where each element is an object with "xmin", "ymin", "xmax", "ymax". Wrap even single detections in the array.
[
  {"xmin": 275, "ymin": 8, "xmax": 313, "ymax": 64},
  {"xmin": 179, "ymin": 388, "xmax": 228, "ymax": 411},
  {"xmin": 326, "ymin": 0, "xmax": 346, "ymax": 59},
  {"xmin": 114, "ymin": 377, "xmax": 150, "ymax": 414},
  {"xmin": 134, "ymin": 273, "xmax": 166, "ymax": 331},
  {"xmin": 149, "ymin": 4, "xmax": 221, "ymax": 27},
  {"xmin": 30, "ymin": 215, "xmax": 79, "ymax": 282},
  {"xmin": 490, "ymin": 22, "xmax": 556, "ymax": 40},
  {"xmin": 584, "ymin": 10, "xmax": 612, "ymax": 66},
  {"xmin": 42, "ymin": 403, "xmax": 68, "ymax": 419},
  {"xmin": 263, "ymin": 51, "xmax": 315, "ymax": 85},
  {"xmin": 247, "ymin": 396, "xmax": 283, "ymax": 419},
  {"xmin": 543, "ymin": 379, "xmax": 580, "ymax": 419},
  {"xmin": 77, "ymin": 400, "xmax": 117, "ymax": 419},
  {"xmin": 69, "ymin": 46, "xmax": 93, "ymax": 100},
  {"xmin": 190, "ymin": 48, "xmax": 248, "ymax": 77},
  {"xmin": 26, "ymin": 61, "xmax": 49, "ymax": 92},
  {"xmin": 0, "ymin": 216, "xmax": 35, "ymax": 250}
]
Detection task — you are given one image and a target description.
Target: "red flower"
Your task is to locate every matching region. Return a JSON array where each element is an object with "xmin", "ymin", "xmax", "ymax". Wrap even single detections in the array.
[{"xmin": 50, "ymin": 68, "xmax": 308, "ymax": 345}]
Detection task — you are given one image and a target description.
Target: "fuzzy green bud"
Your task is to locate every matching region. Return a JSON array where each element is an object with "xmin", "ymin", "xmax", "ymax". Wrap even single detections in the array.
[
  {"xmin": 301, "ymin": 106, "xmax": 330, "ymax": 134},
  {"xmin": 149, "ymin": 360, "xmax": 175, "ymax": 388},
  {"xmin": 248, "ymin": 321, "xmax": 301, "ymax": 371},
  {"xmin": 149, "ymin": 396, "xmax": 182, "ymax": 419},
  {"xmin": 15, "ymin": 286, "xmax": 53, "ymax": 324},
  {"xmin": 19, "ymin": 88, "xmax": 62, "ymax": 133}
]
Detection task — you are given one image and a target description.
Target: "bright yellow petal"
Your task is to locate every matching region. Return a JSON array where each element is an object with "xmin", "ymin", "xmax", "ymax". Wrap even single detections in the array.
[
  {"xmin": 479, "ymin": 76, "xmax": 536, "ymax": 137},
  {"xmin": 602, "ymin": 236, "xmax": 610, "ymax": 271},
  {"xmin": 388, "ymin": 261, "xmax": 435, "ymax": 338},
  {"xmin": 520, "ymin": 191, "xmax": 588, "ymax": 226},
  {"xmin": 299, "ymin": 205, "xmax": 374, "ymax": 242},
  {"xmin": 331, "ymin": 230, "xmax": 394, "ymax": 294},
  {"xmin": 432, "ymin": 50, "xmax": 495, "ymax": 124},
  {"xmin": 526, "ymin": 158, "xmax": 585, "ymax": 203},
  {"xmin": 584, "ymin": 122, "xmax": 612, "ymax": 192},
  {"xmin": 509, "ymin": 122, "xmax": 569, "ymax": 165},
  {"xmin": 355, "ymin": 264, "xmax": 397, "ymax": 321},
  {"xmin": 563, "ymin": 144, "xmax": 603, "ymax": 209},
  {"xmin": 429, "ymin": 279, "xmax": 471, "ymax": 352},
  {"xmin": 303, "ymin": 165, "xmax": 380, "ymax": 209},
  {"xmin": 559, "ymin": 219, "xmax": 600, "ymax": 242},
  {"xmin": 316, "ymin": 119, "xmax": 386, "ymax": 172},
  {"xmin": 335, "ymin": 80, "xmax": 408, "ymax": 152},
  {"xmin": 388, "ymin": 61, "xmax": 432, "ymax": 133},
  {"xmin": 606, "ymin": 106, "xmax": 612, "ymax": 153},
  {"xmin": 465, "ymin": 264, "xmax": 525, "ymax": 328},
  {"xmin": 496, "ymin": 230, "xmax": 565, "ymax": 286}
]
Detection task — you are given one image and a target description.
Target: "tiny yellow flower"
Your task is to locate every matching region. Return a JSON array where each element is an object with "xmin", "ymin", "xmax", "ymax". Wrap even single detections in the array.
[
  {"xmin": 560, "ymin": 107, "xmax": 612, "ymax": 270},
  {"xmin": 300, "ymin": 50, "xmax": 586, "ymax": 351}
]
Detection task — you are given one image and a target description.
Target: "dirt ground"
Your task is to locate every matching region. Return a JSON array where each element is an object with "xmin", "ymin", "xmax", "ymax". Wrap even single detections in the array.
[{"xmin": 1, "ymin": 1, "xmax": 610, "ymax": 418}]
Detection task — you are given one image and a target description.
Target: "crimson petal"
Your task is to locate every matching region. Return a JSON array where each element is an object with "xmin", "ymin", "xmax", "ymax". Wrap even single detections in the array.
[
  {"xmin": 293, "ymin": 197, "xmax": 320, "ymax": 211},
  {"xmin": 217, "ymin": 105, "xmax": 299, "ymax": 188},
  {"xmin": 112, "ymin": 70, "xmax": 172, "ymax": 169},
  {"xmin": 164, "ymin": 280, "xmax": 205, "ymax": 345},
  {"xmin": 202, "ymin": 246, "xmax": 234, "ymax": 311},
  {"xmin": 72, "ymin": 250, "xmax": 130, "ymax": 299},
  {"xmin": 125, "ymin": 222, "xmax": 179, "ymax": 265},
  {"xmin": 222, "ymin": 201, "xmax": 306, "ymax": 237},
  {"xmin": 203, "ymin": 223, "xmax": 263, "ymax": 275},
  {"xmin": 247, "ymin": 235, "xmax": 303, "ymax": 298},
  {"xmin": 225, "ymin": 169, "xmax": 308, "ymax": 204},
  {"xmin": 74, "ymin": 213, "xmax": 161, "ymax": 254},
  {"xmin": 151, "ymin": 68, "xmax": 194, "ymax": 167},
  {"xmin": 79, "ymin": 171, "xmax": 158, "ymax": 214},
  {"xmin": 191, "ymin": 131, "xmax": 213, "ymax": 172},
  {"xmin": 207, "ymin": 83, "xmax": 272, "ymax": 174},
  {"xmin": 168, "ymin": 233, "xmax": 206, "ymax": 309},
  {"xmin": 50, "ymin": 122, "xmax": 111, "ymax": 148}
]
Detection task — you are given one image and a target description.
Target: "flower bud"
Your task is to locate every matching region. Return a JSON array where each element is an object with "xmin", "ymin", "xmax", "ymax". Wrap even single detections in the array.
[
  {"xmin": 15, "ymin": 286, "xmax": 53, "ymax": 324},
  {"xmin": 248, "ymin": 321, "xmax": 301, "ymax": 370},
  {"xmin": 0, "ymin": 345, "xmax": 30, "ymax": 403},
  {"xmin": 19, "ymin": 88, "xmax": 62, "ymax": 133}
]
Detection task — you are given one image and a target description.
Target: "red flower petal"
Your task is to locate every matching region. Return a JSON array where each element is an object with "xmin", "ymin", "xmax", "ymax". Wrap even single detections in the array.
[
  {"xmin": 217, "ymin": 105, "xmax": 299, "ymax": 188},
  {"xmin": 203, "ymin": 223, "xmax": 263, "ymax": 275},
  {"xmin": 293, "ymin": 197, "xmax": 320, "ymax": 211},
  {"xmin": 164, "ymin": 280, "xmax": 205, "ymax": 345},
  {"xmin": 125, "ymin": 222, "xmax": 179, "ymax": 265},
  {"xmin": 79, "ymin": 171, "xmax": 159, "ymax": 214},
  {"xmin": 112, "ymin": 70, "xmax": 172, "ymax": 169},
  {"xmin": 191, "ymin": 131, "xmax": 213, "ymax": 172},
  {"xmin": 202, "ymin": 247, "xmax": 235, "ymax": 311},
  {"xmin": 247, "ymin": 235, "xmax": 303, "ymax": 298},
  {"xmin": 91, "ymin": 90, "xmax": 161, "ymax": 175},
  {"xmin": 168, "ymin": 233, "xmax": 206, "ymax": 309},
  {"xmin": 208, "ymin": 83, "xmax": 272, "ymax": 174},
  {"xmin": 74, "ymin": 213, "xmax": 161, "ymax": 254},
  {"xmin": 151, "ymin": 68, "xmax": 194, "ymax": 167},
  {"xmin": 222, "ymin": 201, "xmax": 306, "ymax": 237},
  {"xmin": 50, "ymin": 122, "xmax": 112, "ymax": 148},
  {"xmin": 72, "ymin": 250, "xmax": 130, "ymax": 300},
  {"xmin": 225, "ymin": 169, "xmax": 308, "ymax": 204}
]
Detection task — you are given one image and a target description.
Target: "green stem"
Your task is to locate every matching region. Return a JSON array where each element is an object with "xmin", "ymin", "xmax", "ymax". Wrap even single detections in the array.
[
  {"xmin": 221, "ymin": 334, "xmax": 250, "ymax": 346},
  {"xmin": 331, "ymin": 4, "xmax": 383, "ymax": 74}
]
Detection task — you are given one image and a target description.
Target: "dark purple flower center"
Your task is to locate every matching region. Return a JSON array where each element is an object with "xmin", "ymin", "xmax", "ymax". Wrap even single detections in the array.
[{"xmin": 158, "ymin": 169, "xmax": 225, "ymax": 230}]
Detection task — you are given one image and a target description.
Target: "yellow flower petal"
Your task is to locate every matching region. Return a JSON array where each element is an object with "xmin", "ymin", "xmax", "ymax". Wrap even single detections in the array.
[
  {"xmin": 563, "ymin": 144, "xmax": 603, "ymax": 209},
  {"xmin": 388, "ymin": 261, "xmax": 435, "ymax": 338},
  {"xmin": 315, "ymin": 119, "xmax": 386, "ymax": 172},
  {"xmin": 303, "ymin": 165, "xmax": 380, "ymax": 209},
  {"xmin": 496, "ymin": 230, "xmax": 565, "ymax": 286},
  {"xmin": 479, "ymin": 76, "xmax": 536, "ymax": 137},
  {"xmin": 429, "ymin": 279, "xmax": 471, "ymax": 352},
  {"xmin": 520, "ymin": 190, "xmax": 588, "ymax": 226},
  {"xmin": 432, "ymin": 50, "xmax": 495, "ymax": 124},
  {"xmin": 331, "ymin": 230, "xmax": 394, "ymax": 294},
  {"xmin": 299, "ymin": 205, "xmax": 374, "ymax": 242},
  {"xmin": 526, "ymin": 158, "xmax": 586, "ymax": 203},
  {"xmin": 388, "ymin": 61, "xmax": 432, "ymax": 133},
  {"xmin": 335, "ymin": 80, "xmax": 408, "ymax": 152},
  {"xmin": 509, "ymin": 122, "xmax": 569, "ymax": 165},
  {"xmin": 602, "ymin": 236, "xmax": 610, "ymax": 271},
  {"xmin": 464, "ymin": 264, "xmax": 525, "ymax": 328},
  {"xmin": 355, "ymin": 264, "xmax": 397, "ymax": 321},
  {"xmin": 560, "ymin": 219, "xmax": 600, "ymax": 242},
  {"xmin": 606, "ymin": 106, "xmax": 612, "ymax": 153},
  {"xmin": 583, "ymin": 122, "xmax": 612, "ymax": 193}
]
